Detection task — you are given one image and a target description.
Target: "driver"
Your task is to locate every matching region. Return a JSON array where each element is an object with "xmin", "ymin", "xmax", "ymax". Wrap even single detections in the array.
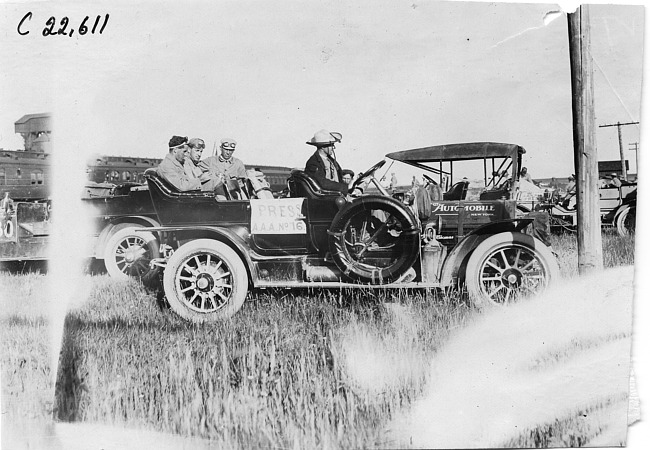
[{"xmin": 304, "ymin": 129, "xmax": 351, "ymax": 194}]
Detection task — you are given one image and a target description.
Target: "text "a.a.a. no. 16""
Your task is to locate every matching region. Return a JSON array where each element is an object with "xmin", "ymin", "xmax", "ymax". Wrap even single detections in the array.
[{"xmin": 17, "ymin": 13, "xmax": 110, "ymax": 37}]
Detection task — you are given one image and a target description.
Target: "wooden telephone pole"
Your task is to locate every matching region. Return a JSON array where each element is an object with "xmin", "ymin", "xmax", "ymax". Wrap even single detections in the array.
[
  {"xmin": 598, "ymin": 121, "xmax": 639, "ymax": 181},
  {"xmin": 568, "ymin": 6, "xmax": 603, "ymax": 274}
]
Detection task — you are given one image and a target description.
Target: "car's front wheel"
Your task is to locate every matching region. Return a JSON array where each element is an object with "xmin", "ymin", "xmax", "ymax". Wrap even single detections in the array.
[
  {"xmin": 465, "ymin": 232, "xmax": 559, "ymax": 307},
  {"xmin": 163, "ymin": 239, "xmax": 248, "ymax": 322}
]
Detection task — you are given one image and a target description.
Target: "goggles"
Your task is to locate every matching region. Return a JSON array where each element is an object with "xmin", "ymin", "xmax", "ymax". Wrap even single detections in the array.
[
  {"xmin": 190, "ymin": 142, "xmax": 205, "ymax": 149},
  {"xmin": 221, "ymin": 142, "xmax": 236, "ymax": 150}
]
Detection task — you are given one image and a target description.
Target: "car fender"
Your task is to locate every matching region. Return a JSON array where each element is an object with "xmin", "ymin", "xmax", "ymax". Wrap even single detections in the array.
[
  {"xmin": 612, "ymin": 203, "xmax": 631, "ymax": 224},
  {"xmin": 439, "ymin": 219, "xmax": 533, "ymax": 287},
  {"xmin": 94, "ymin": 215, "xmax": 161, "ymax": 258},
  {"xmin": 161, "ymin": 226, "xmax": 257, "ymax": 285}
]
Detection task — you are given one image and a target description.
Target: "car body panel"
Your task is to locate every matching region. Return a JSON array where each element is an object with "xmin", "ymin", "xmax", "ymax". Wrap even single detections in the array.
[
  {"xmin": 538, "ymin": 184, "xmax": 637, "ymax": 231},
  {"xmin": 1, "ymin": 184, "xmax": 160, "ymax": 261},
  {"xmin": 0, "ymin": 202, "xmax": 50, "ymax": 261}
]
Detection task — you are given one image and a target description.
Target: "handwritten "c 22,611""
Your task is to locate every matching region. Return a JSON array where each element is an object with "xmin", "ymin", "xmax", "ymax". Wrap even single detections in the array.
[{"xmin": 17, "ymin": 13, "xmax": 110, "ymax": 37}]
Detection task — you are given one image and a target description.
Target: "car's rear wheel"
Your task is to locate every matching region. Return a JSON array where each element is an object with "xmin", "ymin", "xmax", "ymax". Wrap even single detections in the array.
[
  {"xmin": 104, "ymin": 226, "xmax": 160, "ymax": 281},
  {"xmin": 615, "ymin": 206, "xmax": 635, "ymax": 237},
  {"xmin": 465, "ymin": 232, "xmax": 559, "ymax": 307},
  {"xmin": 163, "ymin": 239, "xmax": 248, "ymax": 322}
]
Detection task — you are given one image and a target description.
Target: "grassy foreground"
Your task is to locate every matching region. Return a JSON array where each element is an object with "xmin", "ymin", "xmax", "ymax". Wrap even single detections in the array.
[
  {"xmin": 54, "ymin": 284, "xmax": 471, "ymax": 448},
  {"xmin": 1, "ymin": 232, "xmax": 635, "ymax": 448}
]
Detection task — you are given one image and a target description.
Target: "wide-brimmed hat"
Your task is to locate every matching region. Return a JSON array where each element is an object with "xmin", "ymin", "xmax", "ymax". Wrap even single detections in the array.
[
  {"xmin": 306, "ymin": 129, "xmax": 342, "ymax": 147},
  {"xmin": 169, "ymin": 135, "xmax": 188, "ymax": 149}
]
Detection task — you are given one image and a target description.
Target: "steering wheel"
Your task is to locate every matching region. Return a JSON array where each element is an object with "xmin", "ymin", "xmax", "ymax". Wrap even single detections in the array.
[
  {"xmin": 352, "ymin": 160, "xmax": 387, "ymax": 193},
  {"xmin": 422, "ymin": 174, "xmax": 435, "ymax": 186}
]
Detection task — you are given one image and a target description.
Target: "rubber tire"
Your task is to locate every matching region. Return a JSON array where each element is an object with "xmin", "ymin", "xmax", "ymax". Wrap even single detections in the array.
[
  {"xmin": 100, "ymin": 222, "xmax": 142, "ymax": 260},
  {"xmin": 328, "ymin": 195, "xmax": 420, "ymax": 284},
  {"xmin": 615, "ymin": 206, "xmax": 635, "ymax": 237},
  {"xmin": 104, "ymin": 226, "xmax": 160, "ymax": 281},
  {"xmin": 465, "ymin": 231, "xmax": 560, "ymax": 308},
  {"xmin": 163, "ymin": 239, "xmax": 248, "ymax": 322}
]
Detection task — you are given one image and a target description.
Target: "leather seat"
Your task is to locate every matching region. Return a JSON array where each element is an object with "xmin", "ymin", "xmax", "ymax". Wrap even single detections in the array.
[
  {"xmin": 144, "ymin": 168, "xmax": 213, "ymax": 199},
  {"xmin": 288, "ymin": 170, "xmax": 343, "ymax": 199},
  {"xmin": 443, "ymin": 181, "xmax": 469, "ymax": 201}
]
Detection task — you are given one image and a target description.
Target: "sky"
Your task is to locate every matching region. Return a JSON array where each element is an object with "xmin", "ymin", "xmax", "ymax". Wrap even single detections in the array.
[{"xmin": 0, "ymin": 0, "xmax": 644, "ymax": 179}]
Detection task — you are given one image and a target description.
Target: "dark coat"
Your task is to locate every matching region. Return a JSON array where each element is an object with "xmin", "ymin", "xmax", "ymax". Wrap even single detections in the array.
[{"xmin": 305, "ymin": 150, "xmax": 349, "ymax": 194}]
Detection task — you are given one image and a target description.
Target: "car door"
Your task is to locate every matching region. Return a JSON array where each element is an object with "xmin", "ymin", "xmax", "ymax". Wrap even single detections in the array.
[{"xmin": 249, "ymin": 197, "xmax": 309, "ymax": 255}]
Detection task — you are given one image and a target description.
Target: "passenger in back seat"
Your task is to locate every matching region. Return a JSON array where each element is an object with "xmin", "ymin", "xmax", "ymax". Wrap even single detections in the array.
[
  {"xmin": 185, "ymin": 138, "xmax": 223, "ymax": 192},
  {"xmin": 200, "ymin": 138, "xmax": 247, "ymax": 198},
  {"xmin": 200, "ymin": 138, "xmax": 246, "ymax": 181},
  {"xmin": 156, "ymin": 136, "xmax": 202, "ymax": 192}
]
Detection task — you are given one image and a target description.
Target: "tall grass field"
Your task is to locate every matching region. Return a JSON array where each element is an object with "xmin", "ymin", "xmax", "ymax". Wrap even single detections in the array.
[{"xmin": 1, "ymin": 232, "xmax": 636, "ymax": 448}]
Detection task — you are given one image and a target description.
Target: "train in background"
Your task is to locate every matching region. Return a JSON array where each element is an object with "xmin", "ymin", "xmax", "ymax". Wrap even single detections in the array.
[
  {"xmin": 1, "ymin": 113, "xmax": 292, "ymax": 201},
  {"xmin": 1, "ymin": 113, "xmax": 51, "ymax": 201},
  {"xmin": 85, "ymin": 155, "xmax": 292, "ymax": 193}
]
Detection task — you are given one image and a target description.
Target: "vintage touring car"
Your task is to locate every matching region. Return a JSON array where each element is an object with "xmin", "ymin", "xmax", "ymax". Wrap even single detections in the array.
[
  {"xmin": 604, "ymin": 186, "xmax": 636, "ymax": 236},
  {"xmin": 1, "ymin": 168, "xmax": 291, "ymax": 279},
  {"xmin": 0, "ymin": 183, "xmax": 161, "ymax": 279},
  {"xmin": 127, "ymin": 142, "xmax": 559, "ymax": 322},
  {"xmin": 533, "ymin": 183, "xmax": 637, "ymax": 235}
]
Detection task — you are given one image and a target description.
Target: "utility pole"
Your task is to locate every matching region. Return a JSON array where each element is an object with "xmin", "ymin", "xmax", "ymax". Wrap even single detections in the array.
[
  {"xmin": 568, "ymin": 5, "xmax": 603, "ymax": 274},
  {"xmin": 599, "ymin": 121, "xmax": 638, "ymax": 181}
]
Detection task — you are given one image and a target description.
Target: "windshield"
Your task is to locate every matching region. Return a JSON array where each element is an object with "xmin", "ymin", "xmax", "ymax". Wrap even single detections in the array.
[{"xmin": 370, "ymin": 156, "xmax": 516, "ymax": 200}]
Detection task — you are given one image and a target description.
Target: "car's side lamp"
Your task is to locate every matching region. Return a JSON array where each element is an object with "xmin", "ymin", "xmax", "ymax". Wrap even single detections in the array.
[
  {"xmin": 423, "ymin": 223, "xmax": 436, "ymax": 243},
  {"xmin": 335, "ymin": 196, "xmax": 347, "ymax": 210},
  {"xmin": 422, "ymin": 217, "xmax": 442, "ymax": 243}
]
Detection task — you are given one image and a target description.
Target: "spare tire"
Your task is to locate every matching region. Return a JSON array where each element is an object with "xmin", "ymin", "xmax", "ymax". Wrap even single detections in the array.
[{"xmin": 328, "ymin": 195, "xmax": 420, "ymax": 284}]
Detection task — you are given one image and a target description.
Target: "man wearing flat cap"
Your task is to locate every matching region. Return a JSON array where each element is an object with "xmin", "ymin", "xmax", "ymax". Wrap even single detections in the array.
[
  {"xmin": 156, "ymin": 135, "xmax": 202, "ymax": 191},
  {"xmin": 341, "ymin": 169, "xmax": 355, "ymax": 185},
  {"xmin": 304, "ymin": 129, "xmax": 350, "ymax": 194},
  {"xmin": 185, "ymin": 138, "xmax": 222, "ymax": 191},
  {"xmin": 200, "ymin": 138, "xmax": 247, "ymax": 187}
]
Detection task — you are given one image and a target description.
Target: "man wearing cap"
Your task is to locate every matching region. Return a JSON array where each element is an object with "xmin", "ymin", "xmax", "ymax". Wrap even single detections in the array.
[
  {"xmin": 565, "ymin": 174, "xmax": 576, "ymax": 195},
  {"xmin": 562, "ymin": 174, "xmax": 577, "ymax": 209},
  {"xmin": 608, "ymin": 172, "xmax": 622, "ymax": 188},
  {"xmin": 200, "ymin": 138, "xmax": 247, "ymax": 183},
  {"xmin": 304, "ymin": 129, "xmax": 350, "ymax": 194},
  {"xmin": 156, "ymin": 135, "xmax": 202, "ymax": 191},
  {"xmin": 185, "ymin": 138, "xmax": 222, "ymax": 191},
  {"xmin": 341, "ymin": 169, "xmax": 355, "ymax": 185}
]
